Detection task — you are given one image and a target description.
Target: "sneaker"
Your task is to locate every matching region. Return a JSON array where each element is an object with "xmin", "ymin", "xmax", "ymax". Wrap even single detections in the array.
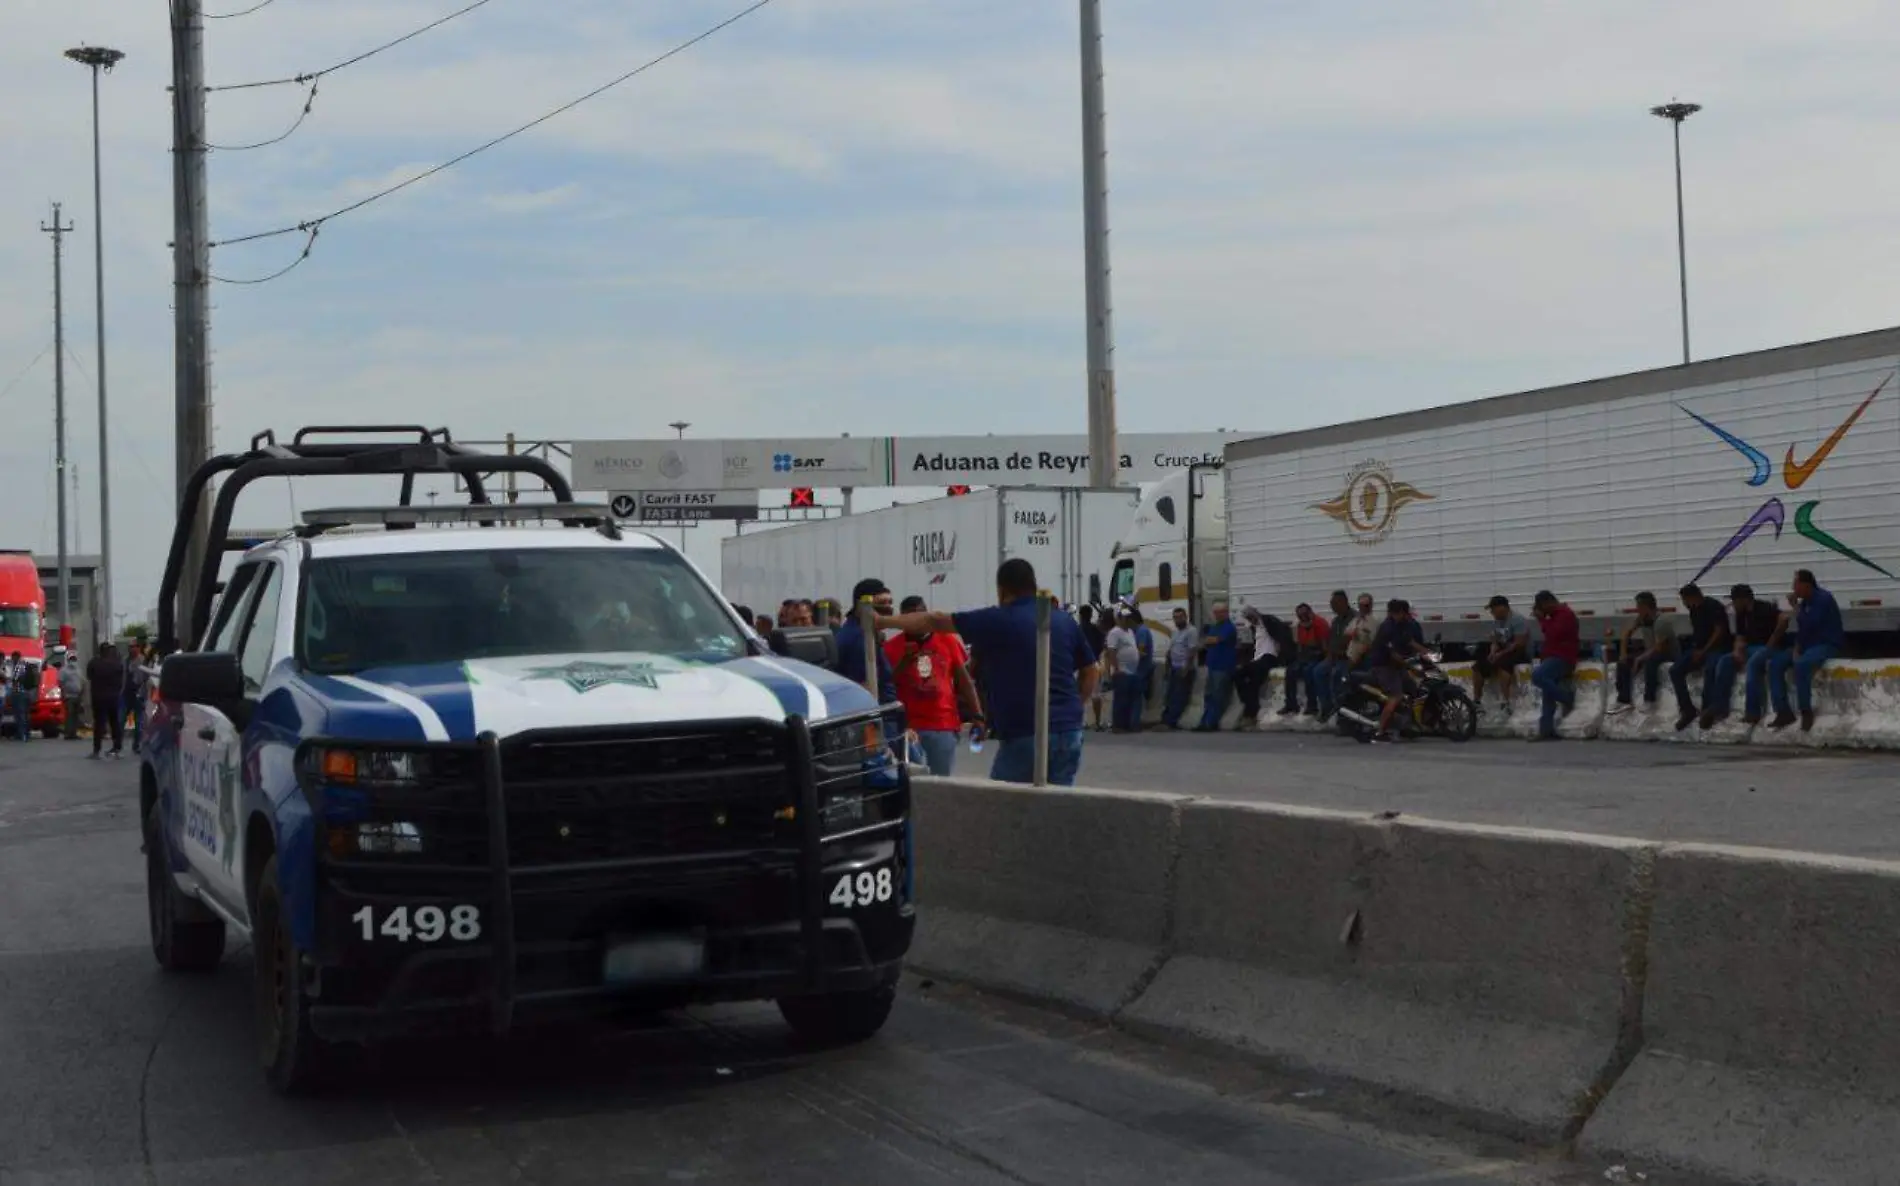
[
  {"xmin": 1529, "ymin": 732, "xmax": 1560, "ymax": 742},
  {"xmin": 1675, "ymin": 713, "xmax": 1697, "ymax": 732},
  {"xmin": 87, "ymin": 751, "xmax": 101, "ymax": 760},
  {"xmin": 1606, "ymin": 702, "xmax": 1634, "ymax": 717},
  {"xmin": 1770, "ymin": 710, "xmax": 1797, "ymax": 730},
  {"xmin": 1697, "ymin": 709, "xmax": 1719, "ymax": 730},
  {"xmin": 1801, "ymin": 709, "xmax": 1816, "ymax": 733},
  {"xmin": 1741, "ymin": 714, "xmax": 1762, "ymax": 727},
  {"xmin": 1277, "ymin": 707, "xmax": 1299, "ymax": 718}
]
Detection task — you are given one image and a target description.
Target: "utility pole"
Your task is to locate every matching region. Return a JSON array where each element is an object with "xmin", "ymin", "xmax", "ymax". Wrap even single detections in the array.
[
  {"xmin": 67, "ymin": 44, "xmax": 123, "ymax": 638},
  {"xmin": 169, "ymin": 2, "xmax": 213, "ymax": 640},
  {"xmin": 1079, "ymin": 0, "xmax": 1118, "ymax": 489},
  {"xmin": 42, "ymin": 205, "xmax": 74, "ymax": 635}
]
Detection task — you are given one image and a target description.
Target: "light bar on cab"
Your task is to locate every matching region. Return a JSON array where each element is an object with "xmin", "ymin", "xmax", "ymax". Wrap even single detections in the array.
[{"xmin": 299, "ymin": 503, "xmax": 616, "ymax": 530}]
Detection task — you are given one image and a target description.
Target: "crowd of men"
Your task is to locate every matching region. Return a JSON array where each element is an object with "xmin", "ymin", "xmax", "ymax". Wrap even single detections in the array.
[
  {"xmin": 742, "ymin": 565, "xmax": 1852, "ymax": 774},
  {"xmin": 0, "ymin": 639, "xmax": 153, "ymax": 756}
]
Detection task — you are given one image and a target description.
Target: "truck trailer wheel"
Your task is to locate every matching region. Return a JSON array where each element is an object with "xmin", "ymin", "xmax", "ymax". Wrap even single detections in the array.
[
  {"xmin": 777, "ymin": 979, "xmax": 898, "ymax": 1047},
  {"xmin": 252, "ymin": 855, "xmax": 338, "ymax": 1095},
  {"xmin": 145, "ymin": 805, "xmax": 227, "ymax": 972}
]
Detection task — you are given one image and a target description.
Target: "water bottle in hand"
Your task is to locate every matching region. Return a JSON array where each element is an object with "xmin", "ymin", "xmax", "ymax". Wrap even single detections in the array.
[{"xmin": 968, "ymin": 721, "xmax": 985, "ymax": 755}]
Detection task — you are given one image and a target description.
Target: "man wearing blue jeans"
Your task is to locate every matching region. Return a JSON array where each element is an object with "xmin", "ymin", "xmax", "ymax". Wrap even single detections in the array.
[
  {"xmin": 1702, "ymin": 583, "xmax": 1783, "ymax": 728},
  {"xmin": 1160, "ymin": 608, "xmax": 1199, "ymax": 729},
  {"xmin": 1529, "ymin": 591, "xmax": 1580, "ymax": 741},
  {"xmin": 1193, "ymin": 602, "xmax": 1239, "ymax": 731},
  {"xmin": 878, "ymin": 558, "xmax": 1098, "ymax": 786},
  {"xmin": 1768, "ymin": 568, "xmax": 1844, "ymax": 733},
  {"xmin": 1311, "ymin": 590, "xmax": 1354, "ymax": 722},
  {"xmin": 1669, "ymin": 583, "xmax": 1730, "ymax": 732}
]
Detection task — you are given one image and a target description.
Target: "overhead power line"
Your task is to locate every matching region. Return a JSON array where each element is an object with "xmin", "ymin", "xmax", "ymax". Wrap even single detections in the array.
[
  {"xmin": 209, "ymin": 0, "xmax": 499, "ymax": 92},
  {"xmin": 205, "ymin": 0, "xmax": 278, "ymax": 16},
  {"xmin": 209, "ymin": 0, "xmax": 777, "ymax": 259},
  {"xmin": 205, "ymin": 77, "xmax": 319, "ymax": 151}
]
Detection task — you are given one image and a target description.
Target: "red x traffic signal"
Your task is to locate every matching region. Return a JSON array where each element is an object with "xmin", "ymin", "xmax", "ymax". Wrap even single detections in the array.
[{"xmin": 789, "ymin": 487, "xmax": 816, "ymax": 508}]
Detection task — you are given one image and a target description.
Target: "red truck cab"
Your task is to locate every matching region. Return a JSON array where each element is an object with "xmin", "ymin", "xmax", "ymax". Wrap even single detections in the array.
[{"xmin": 0, "ymin": 551, "xmax": 65, "ymax": 738}]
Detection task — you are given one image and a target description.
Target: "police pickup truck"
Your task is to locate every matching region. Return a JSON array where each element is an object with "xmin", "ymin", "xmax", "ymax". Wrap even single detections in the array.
[{"xmin": 140, "ymin": 427, "xmax": 912, "ymax": 1093}]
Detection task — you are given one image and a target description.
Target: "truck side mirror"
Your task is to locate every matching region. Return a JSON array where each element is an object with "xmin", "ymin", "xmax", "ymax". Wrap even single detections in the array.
[
  {"xmin": 159, "ymin": 651, "xmax": 244, "ymax": 707},
  {"xmin": 771, "ymin": 627, "xmax": 839, "ymax": 669}
]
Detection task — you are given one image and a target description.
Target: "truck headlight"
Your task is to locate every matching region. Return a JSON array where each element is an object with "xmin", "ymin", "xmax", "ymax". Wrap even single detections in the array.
[
  {"xmin": 811, "ymin": 716, "xmax": 904, "ymax": 827},
  {"xmin": 303, "ymin": 746, "xmax": 429, "ymax": 787}
]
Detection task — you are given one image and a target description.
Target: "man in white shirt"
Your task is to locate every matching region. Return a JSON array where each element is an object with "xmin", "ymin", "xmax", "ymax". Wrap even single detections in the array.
[
  {"xmin": 1102, "ymin": 608, "xmax": 1145, "ymax": 733},
  {"xmin": 1160, "ymin": 607, "xmax": 1200, "ymax": 730}
]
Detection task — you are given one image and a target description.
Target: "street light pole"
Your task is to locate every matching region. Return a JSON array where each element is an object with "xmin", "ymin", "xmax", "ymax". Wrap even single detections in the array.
[
  {"xmin": 1650, "ymin": 100, "xmax": 1701, "ymax": 366},
  {"xmin": 67, "ymin": 44, "xmax": 124, "ymax": 638},
  {"xmin": 669, "ymin": 421, "xmax": 691, "ymax": 550}
]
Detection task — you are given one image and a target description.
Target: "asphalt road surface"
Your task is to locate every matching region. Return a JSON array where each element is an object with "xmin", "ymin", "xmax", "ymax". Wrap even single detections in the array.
[
  {"xmin": 3, "ymin": 740, "xmax": 1605, "ymax": 1186},
  {"xmin": 1071, "ymin": 727, "xmax": 1900, "ymax": 859}
]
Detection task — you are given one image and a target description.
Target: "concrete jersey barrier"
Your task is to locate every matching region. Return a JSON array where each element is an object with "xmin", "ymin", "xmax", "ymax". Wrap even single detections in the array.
[
  {"xmin": 1582, "ymin": 842, "xmax": 1900, "ymax": 1185},
  {"xmin": 913, "ymin": 777, "xmax": 1900, "ymax": 1177},
  {"xmin": 913, "ymin": 778, "xmax": 1654, "ymax": 1143},
  {"xmin": 907, "ymin": 777, "xmax": 1188, "ymax": 1015}
]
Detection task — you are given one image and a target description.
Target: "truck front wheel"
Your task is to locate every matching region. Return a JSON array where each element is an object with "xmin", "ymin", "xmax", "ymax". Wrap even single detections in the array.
[
  {"xmin": 252, "ymin": 855, "xmax": 338, "ymax": 1094},
  {"xmin": 145, "ymin": 805, "xmax": 226, "ymax": 972},
  {"xmin": 777, "ymin": 979, "xmax": 898, "ymax": 1047}
]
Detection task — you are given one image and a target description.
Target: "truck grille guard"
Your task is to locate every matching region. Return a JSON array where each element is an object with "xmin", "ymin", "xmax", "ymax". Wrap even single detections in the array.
[{"xmin": 300, "ymin": 705, "xmax": 910, "ymax": 1036}]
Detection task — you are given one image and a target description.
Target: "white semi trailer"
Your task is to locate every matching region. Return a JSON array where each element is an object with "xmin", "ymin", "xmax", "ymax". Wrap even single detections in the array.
[
  {"xmin": 720, "ymin": 487, "xmax": 1139, "ymax": 617},
  {"xmin": 1223, "ymin": 326, "xmax": 1900, "ymax": 646}
]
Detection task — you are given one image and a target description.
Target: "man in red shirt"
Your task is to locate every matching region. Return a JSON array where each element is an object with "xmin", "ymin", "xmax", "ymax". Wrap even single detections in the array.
[
  {"xmin": 884, "ymin": 595, "xmax": 984, "ymax": 776},
  {"xmin": 1530, "ymin": 590, "xmax": 1580, "ymax": 741}
]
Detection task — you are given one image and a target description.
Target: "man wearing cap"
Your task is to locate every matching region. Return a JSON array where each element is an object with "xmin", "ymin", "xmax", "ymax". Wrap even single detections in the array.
[
  {"xmin": 1472, "ymin": 595, "xmax": 1531, "ymax": 707},
  {"xmin": 833, "ymin": 578, "xmax": 898, "ymax": 705},
  {"xmin": 1702, "ymin": 583, "xmax": 1783, "ymax": 729}
]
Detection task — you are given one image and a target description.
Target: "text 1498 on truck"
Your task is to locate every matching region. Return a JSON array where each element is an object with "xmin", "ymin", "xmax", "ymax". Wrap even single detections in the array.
[{"xmin": 140, "ymin": 426, "xmax": 914, "ymax": 1094}]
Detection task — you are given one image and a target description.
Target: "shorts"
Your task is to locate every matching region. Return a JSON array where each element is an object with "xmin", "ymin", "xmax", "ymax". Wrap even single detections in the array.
[
  {"xmin": 1474, "ymin": 644, "xmax": 1523, "ymax": 679},
  {"xmin": 1372, "ymin": 666, "xmax": 1406, "ymax": 697}
]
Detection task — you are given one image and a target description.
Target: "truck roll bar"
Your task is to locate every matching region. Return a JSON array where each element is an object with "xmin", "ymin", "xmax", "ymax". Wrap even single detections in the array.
[{"xmin": 157, "ymin": 427, "xmax": 576, "ymax": 653}]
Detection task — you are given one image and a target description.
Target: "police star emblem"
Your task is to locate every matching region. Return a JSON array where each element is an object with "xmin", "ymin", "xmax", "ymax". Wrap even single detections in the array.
[{"xmin": 524, "ymin": 659, "xmax": 664, "ymax": 693}]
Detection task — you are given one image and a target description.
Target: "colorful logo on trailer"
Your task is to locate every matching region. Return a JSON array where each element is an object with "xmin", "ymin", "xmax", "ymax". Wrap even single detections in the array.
[
  {"xmin": 1681, "ymin": 373, "xmax": 1894, "ymax": 582},
  {"xmin": 1311, "ymin": 459, "xmax": 1435, "ymax": 546}
]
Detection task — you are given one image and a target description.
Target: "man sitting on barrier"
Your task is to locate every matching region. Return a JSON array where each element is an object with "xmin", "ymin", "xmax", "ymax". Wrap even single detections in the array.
[
  {"xmin": 1606, "ymin": 591, "xmax": 1677, "ymax": 716},
  {"xmin": 1703, "ymin": 583, "xmax": 1783, "ymax": 729},
  {"xmin": 1529, "ymin": 590, "xmax": 1580, "ymax": 741},
  {"xmin": 1471, "ymin": 594, "xmax": 1531, "ymax": 708},
  {"xmin": 1671, "ymin": 583, "xmax": 1730, "ymax": 732},
  {"xmin": 1767, "ymin": 568, "xmax": 1842, "ymax": 733},
  {"xmin": 877, "ymin": 558, "xmax": 1098, "ymax": 786}
]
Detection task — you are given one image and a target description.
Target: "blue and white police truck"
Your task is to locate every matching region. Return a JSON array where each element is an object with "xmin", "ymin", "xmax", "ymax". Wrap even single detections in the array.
[{"xmin": 140, "ymin": 427, "xmax": 913, "ymax": 1093}]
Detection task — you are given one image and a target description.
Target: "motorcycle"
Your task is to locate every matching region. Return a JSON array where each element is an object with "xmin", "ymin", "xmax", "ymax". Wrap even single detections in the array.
[{"xmin": 1333, "ymin": 650, "xmax": 1479, "ymax": 743}]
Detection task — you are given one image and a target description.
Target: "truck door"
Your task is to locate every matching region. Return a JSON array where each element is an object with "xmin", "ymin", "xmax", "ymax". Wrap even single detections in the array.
[{"xmin": 179, "ymin": 560, "xmax": 280, "ymax": 918}]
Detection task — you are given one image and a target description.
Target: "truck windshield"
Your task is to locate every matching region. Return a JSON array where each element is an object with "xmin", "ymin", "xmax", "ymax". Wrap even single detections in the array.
[
  {"xmin": 0, "ymin": 606, "xmax": 40, "ymax": 639},
  {"xmin": 297, "ymin": 547, "xmax": 747, "ymax": 675}
]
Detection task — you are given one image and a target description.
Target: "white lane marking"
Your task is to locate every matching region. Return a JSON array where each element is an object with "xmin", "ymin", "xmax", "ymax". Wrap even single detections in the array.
[{"xmin": 332, "ymin": 676, "xmax": 451, "ymax": 742}]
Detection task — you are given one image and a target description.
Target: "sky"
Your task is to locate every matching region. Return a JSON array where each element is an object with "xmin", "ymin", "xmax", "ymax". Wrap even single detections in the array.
[{"xmin": 3, "ymin": 0, "xmax": 1899, "ymax": 621}]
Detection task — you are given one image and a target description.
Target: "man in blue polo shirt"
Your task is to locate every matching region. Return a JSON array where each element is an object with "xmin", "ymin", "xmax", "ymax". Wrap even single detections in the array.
[
  {"xmin": 1767, "ymin": 567, "xmax": 1843, "ymax": 733},
  {"xmin": 876, "ymin": 558, "xmax": 1098, "ymax": 785}
]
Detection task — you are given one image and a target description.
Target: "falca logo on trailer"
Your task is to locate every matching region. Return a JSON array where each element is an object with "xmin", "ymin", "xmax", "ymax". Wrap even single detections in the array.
[
  {"xmin": 1311, "ymin": 459, "xmax": 1434, "ymax": 546},
  {"xmin": 524, "ymin": 660, "xmax": 664, "ymax": 693},
  {"xmin": 913, "ymin": 531, "xmax": 958, "ymax": 585},
  {"xmin": 1012, "ymin": 507, "xmax": 1058, "ymax": 547}
]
